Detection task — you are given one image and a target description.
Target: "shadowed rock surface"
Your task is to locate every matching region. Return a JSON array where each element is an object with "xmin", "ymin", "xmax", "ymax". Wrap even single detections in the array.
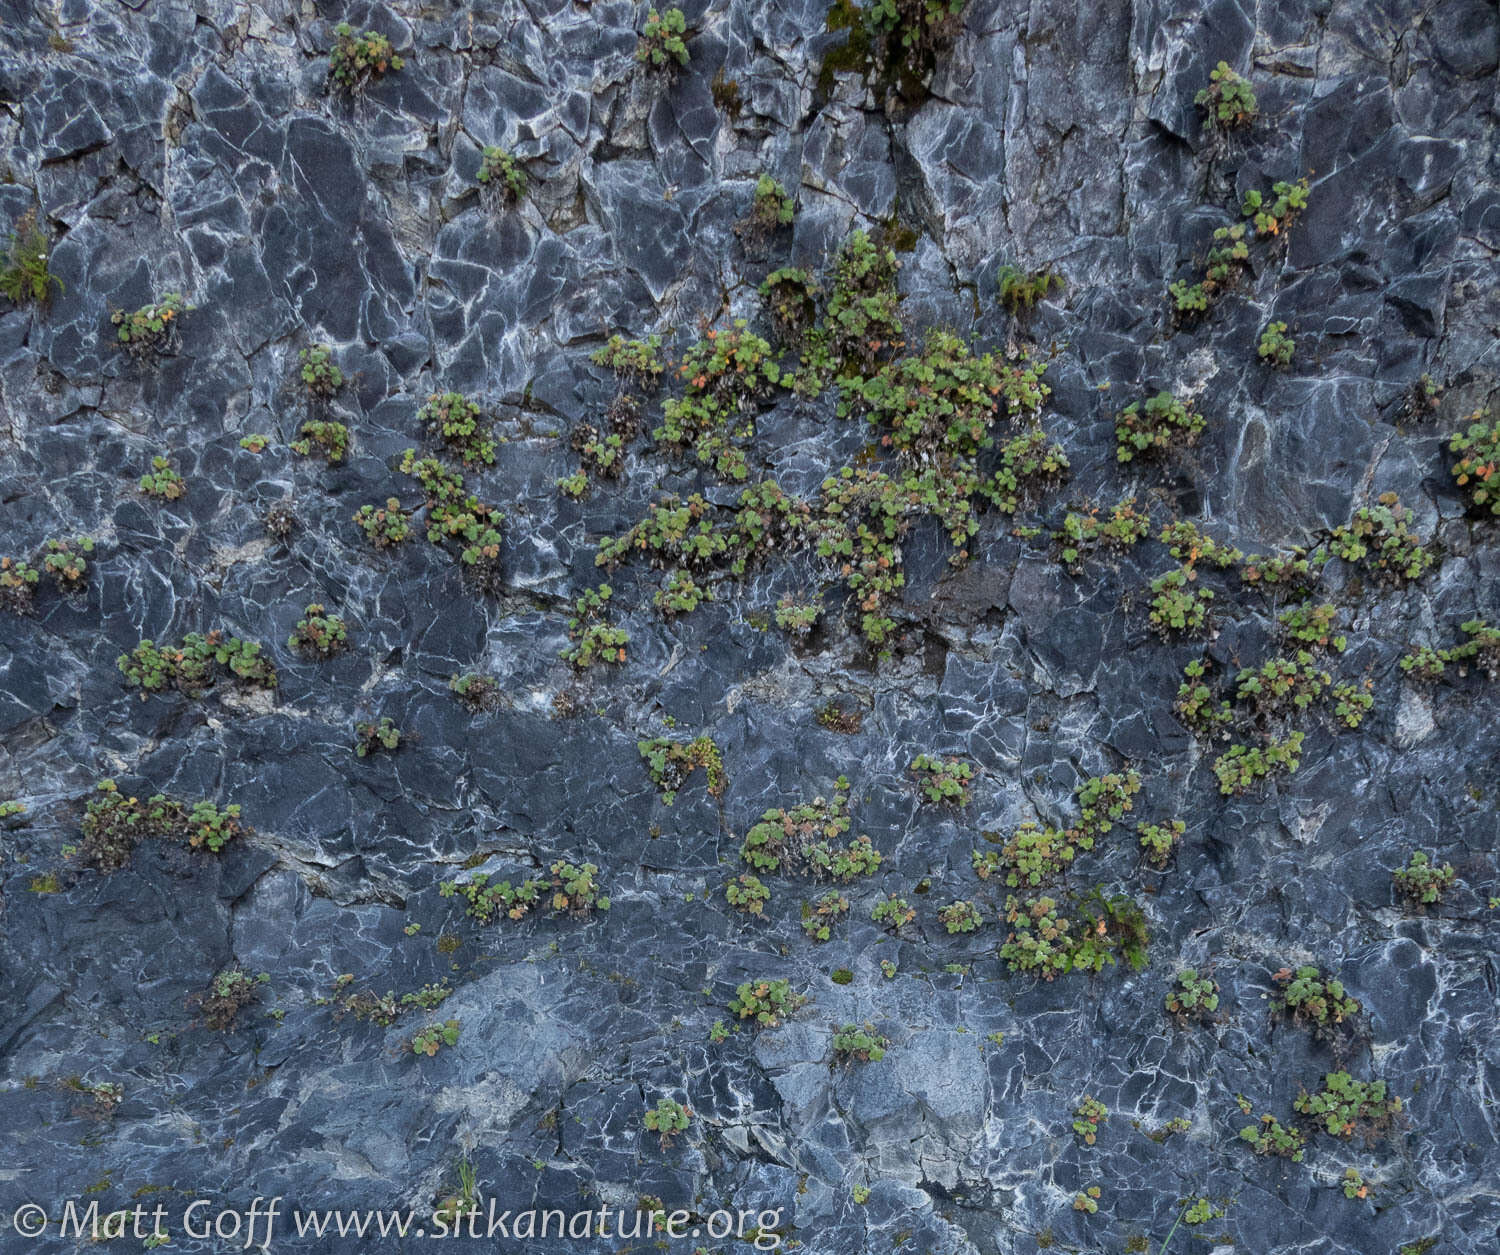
[{"xmin": 1, "ymin": 0, "xmax": 1497, "ymax": 1252}]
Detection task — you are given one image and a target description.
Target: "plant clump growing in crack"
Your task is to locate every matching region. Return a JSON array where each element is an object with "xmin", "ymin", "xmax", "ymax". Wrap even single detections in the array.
[
  {"xmin": 728, "ymin": 978, "xmax": 806, "ymax": 1029},
  {"xmin": 1393, "ymin": 851, "xmax": 1456, "ymax": 909},
  {"xmin": 638, "ymin": 735, "xmax": 726, "ymax": 804},
  {"xmin": 1116, "ymin": 390, "xmax": 1205, "ymax": 463},
  {"xmin": 354, "ymin": 716, "xmax": 401, "ymax": 758},
  {"xmin": 910, "ymin": 753, "xmax": 973, "ymax": 805},
  {"xmin": 1195, "ymin": 61, "xmax": 1257, "ymax": 130},
  {"xmin": 139, "ymin": 455, "xmax": 186, "ymax": 500},
  {"xmin": 1164, "ymin": 969, "xmax": 1219, "ymax": 1023},
  {"xmin": 1271, "ymin": 964, "xmax": 1361, "ymax": 1040},
  {"xmin": 291, "ymin": 419, "xmax": 349, "ymax": 464},
  {"xmin": 329, "ymin": 23, "xmax": 403, "ymax": 94},
  {"xmin": 833, "ymin": 1023, "xmax": 888, "ymax": 1063},
  {"xmin": 643, "ymin": 1098, "xmax": 692, "ymax": 1149},
  {"xmin": 197, "ymin": 968, "xmax": 267, "ymax": 1031},
  {"xmin": 299, "ymin": 344, "xmax": 343, "ymax": 398},
  {"xmin": 726, "ymin": 873, "xmax": 770, "ymax": 916},
  {"xmin": 739, "ymin": 777, "xmax": 881, "ymax": 879},
  {"xmin": 802, "ymin": 889, "xmax": 850, "ymax": 941},
  {"xmin": 288, "ymin": 603, "xmax": 348, "ymax": 658},
  {"xmin": 112, "ymin": 293, "xmax": 188, "ymax": 357},
  {"xmin": 636, "ymin": 8, "xmax": 689, "ymax": 71},
  {"xmin": 0, "ymin": 210, "xmax": 62, "ymax": 305},
  {"xmin": 561, "ymin": 584, "xmax": 628, "ymax": 669},
  {"xmin": 118, "ymin": 631, "xmax": 277, "ymax": 696},
  {"xmin": 353, "ymin": 498, "xmax": 411, "ymax": 547},
  {"xmin": 78, "ymin": 779, "xmax": 249, "ymax": 871},
  {"xmin": 477, "ymin": 146, "xmax": 527, "ymax": 207},
  {"xmin": 1448, "ymin": 413, "xmax": 1500, "ymax": 515}
]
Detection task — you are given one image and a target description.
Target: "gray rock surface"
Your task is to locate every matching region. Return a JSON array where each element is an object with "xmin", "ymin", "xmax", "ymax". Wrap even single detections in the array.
[{"xmin": 1, "ymin": 0, "xmax": 1498, "ymax": 1252}]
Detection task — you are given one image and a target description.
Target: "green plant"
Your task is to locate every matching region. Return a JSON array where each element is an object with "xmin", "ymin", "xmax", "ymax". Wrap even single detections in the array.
[
  {"xmin": 1278, "ymin": 602, "xmax": 1345, "ymax": 652},
  {"xmin": 843, "ymin": 328, "xmax": 1046, "ymax": 460},
  {"xmin": 862, "ymin": 0, "xmax": 967, "ymax": 77},
  {"xmin": 1239, "ymin": 1112, "xmax": 1305, "ymax": 1161},
  {"xmin": 654, "ymin": 568, "xmax": 710, "ymax": 616},
  {"xmin": 1234, "ymin": 652, "xmax": 1331, "ymax": 718},
  {"xmin": 15, "ymin": 536, "xmax": 90, "ymax": 591},
  {"xmin": 871, "ymin": 893, "xmax": 914, "ymax": 932},
  {"xmin": 562, "ymin": 585, "xmax": 628, "ymax": 669},
  {"xmin": 1449, "ymin": 415, "xmax": 1500, "ymax": 514},
  {"xmin": 288, "ymin": 603, "xmax": 348, "ymax": 658},
  {"xmin": 1159, "ymin": 521, "xmax": 1243, "ymax": 571},
  {"xmin": 1138, "ymin": 820, "xmax": 1185, "ymax": 868},
  {"xmin": 354, "ymin": 716, "xmax": 402, "ymax": 757},
  {"xmin": 1212, "ymin": 732, "xmax": 1304, "ymax": 795},
  {"xmin": 657, "ymin": 322, "xmax": 779, "ymax": 480},
  {"xmin": 638, "ymin": 735, "xmax": 726, "ymax": 804},
  {"xmin": 591, "ymin": 334, "xmax": 665, "ymax": 390},
  {"xmin": 822, "ymin": 229, "xmax": 903, "ymax": 376},
  {"xmin": 985, "ymin": 427, "xmax": 1070, "ymax": 514},
  {"xmin": 299, "ymin": 344, "xmax": 343, "ymax": 398},
  {"xmin": 1164, "ymin": 969, "xmax": 1219, "ymax": 1022},
  {"xmin": 1204, "ymin": 222, "xmax": 1249, "ymax": 288},
  {"xmin": 910, "ymin": 754, "xmax": 974, "ymax": 805},
  {"xmin": 240, "ymin": 433, "xmax": 270, "ymax": 453},
  {"xmin": 0, "ymin": 556, "xmax": 39, "ymax": 613},
  {"xmin": 636, "ymin": 8, "xmax": 689, "ymax": 70},
  {"xmin": 802, "ymin": 890, "xmax": 850, "ymax": 941},
  {"xmin": 556, "ymin": 469, "xmax": 589, "ymax": 500},
  {"xmin": 1330, "ymin": 501, "xmax": 1433, "ymax": 584},
  {"xmin": 1393, "ymin": 851, "xmax": 1456, "ymax": 908},
  {"xmin": 1342, "ymin": 1168, "xmax": 1371, "ymax": 1201},
  {"xmin": 111, "ymin": 293, "xmax": 188, "ymax": 356},
  {"xmin": 448, "ymin": 672, "xmax": 500, "ymax": 711},
  {"xmin": 1329, "ymin": 681, "xmax": 1373, "ymax": 729},
  {"xmin": 744, "ymin": 173, "xmax": 795, "ymax": 239},
  {"xmin": 1073, "ymin": 1096, "xmax": 1108, "ymax": 1146},
  {"xmin": 78, "ymin": 780, "xmax": 250, "ymax": 871},
  {"xmin": 996, "ymin": 264, "xmax": 1062, "ymax": 314},
  {"xmin": 1242, "ymin": 179, "xmax": 1309, "ymax": 238},
  {"xmin": 139, "ymin": 456, "xmax": 186, "ymax": 500},
  {"xmin": 643, "ymin": 1097, "xmax": 692, "ymax": 1148},
  {"xmin": 1295, "ymin": 1072, "xmax": 1402, "ymax": 1138},
  {"xmin": 852, "ymin": 1184, "xmax": 870, "ymax": 1204},
  {"xmin": 1168, "ymin": 278, "xmax": 1209, "ymax": 318},
  {"xmin": 420, "ymin": 392, "xmax": 494, "ymax": 466},
  {"xmin": 1195, "ymin": 61, "xmax": 1257, "ymax": 129},
  {"xmin": 1116, "ymin": 391, "xmax": 1205, "ymax": 462},
  {"xmin": 0, "ymin": 210, "xmax": 61, "ymax": 304},
  {"xmin": 0, "ymin": 800, "xmax": 26, "ymax": 823},
  {"xmin": 1056, "ymin": 498, "xmax": 1150, "ymax": 570},
  {"xmin": 1148, "ymin": 567, "xmax": 1214, "ymax": 635},
  {"xmin": 759, "ymin": 267, "xmax": 820, "ymax": 343},
  {"xmin": 1271, "ymin": 964, "xmax": 1360, "ymax": 1036},
  {"xmin": 440, "ymin": 872, "xmax": 543, "ymax": 923},
  {"xmin": 118, "ymin": 632, "xmax": 277, "ymax": 696},
  {"xmin": 774, "ymin": 594, "xmax": 821, "ymax": 637},
  {"xmin": 410, "ymin": 1020, "xmax": 462, "ymax": 1056},
  {"xmin": 728, "ymin": 978, "xmax": 806, "ymax": 1028},
  {"xmin": 198, "ymin": 968, "xmax": 266, "ymax": 1031},
  {"xmin": 477, "ymin": 145, "xmax": 527, "ymax": 205},
  {"xmin": 1074, "ymin": 771, "xmax": 1141, "ymax": 840},
  {"xmin": 329, "ymin": 23, "xmax": 403, "ymax": 93},
  {"xmin": 291, "ymin": 418, "xmax": 350, "ymax": 463},
  {"xmin": 1072, "ymin": 1187, "xmax": 1100, "ymax": 1214},
  {"xmin": 938, "ymin": 899, "xmax": 982, "ymax": 934},
  {"xmin": 547, "ymin": 860, "xmax": 610, "ymax": 915},
  {"xmin": 726, "ymin": 873, "xmax": 770, "ymax": 916},
  {"xmin": 1257, "ymin": 321, "xmax": 1294, "ymax": 368},
  {"xmin": 740, "ymin": 777, "xmax": 880, "ymax": 879},
  {"xmin": 993, "ymin": 823, "xmax": 1076, "ymax": 889},
  {"xmin": 999, "ymin": 894, "xmax": 1074, "ymax": 979},
  {"xmin": 1182, "ymin": 1198, "xmax": 1221, "ymax": 1225},
  {"xmin": 832, "ymin": 1022, "xmax": 888, "ymax": 1063},
  {"xmin": 353, "ymin": 498, "xmax": 411, "ymax": 547}
]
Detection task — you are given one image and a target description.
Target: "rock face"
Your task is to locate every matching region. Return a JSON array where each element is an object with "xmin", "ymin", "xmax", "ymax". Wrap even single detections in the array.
[{"xmin": 1, "ymin": 1, "xmax": 1498, "ymax": 1253}]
